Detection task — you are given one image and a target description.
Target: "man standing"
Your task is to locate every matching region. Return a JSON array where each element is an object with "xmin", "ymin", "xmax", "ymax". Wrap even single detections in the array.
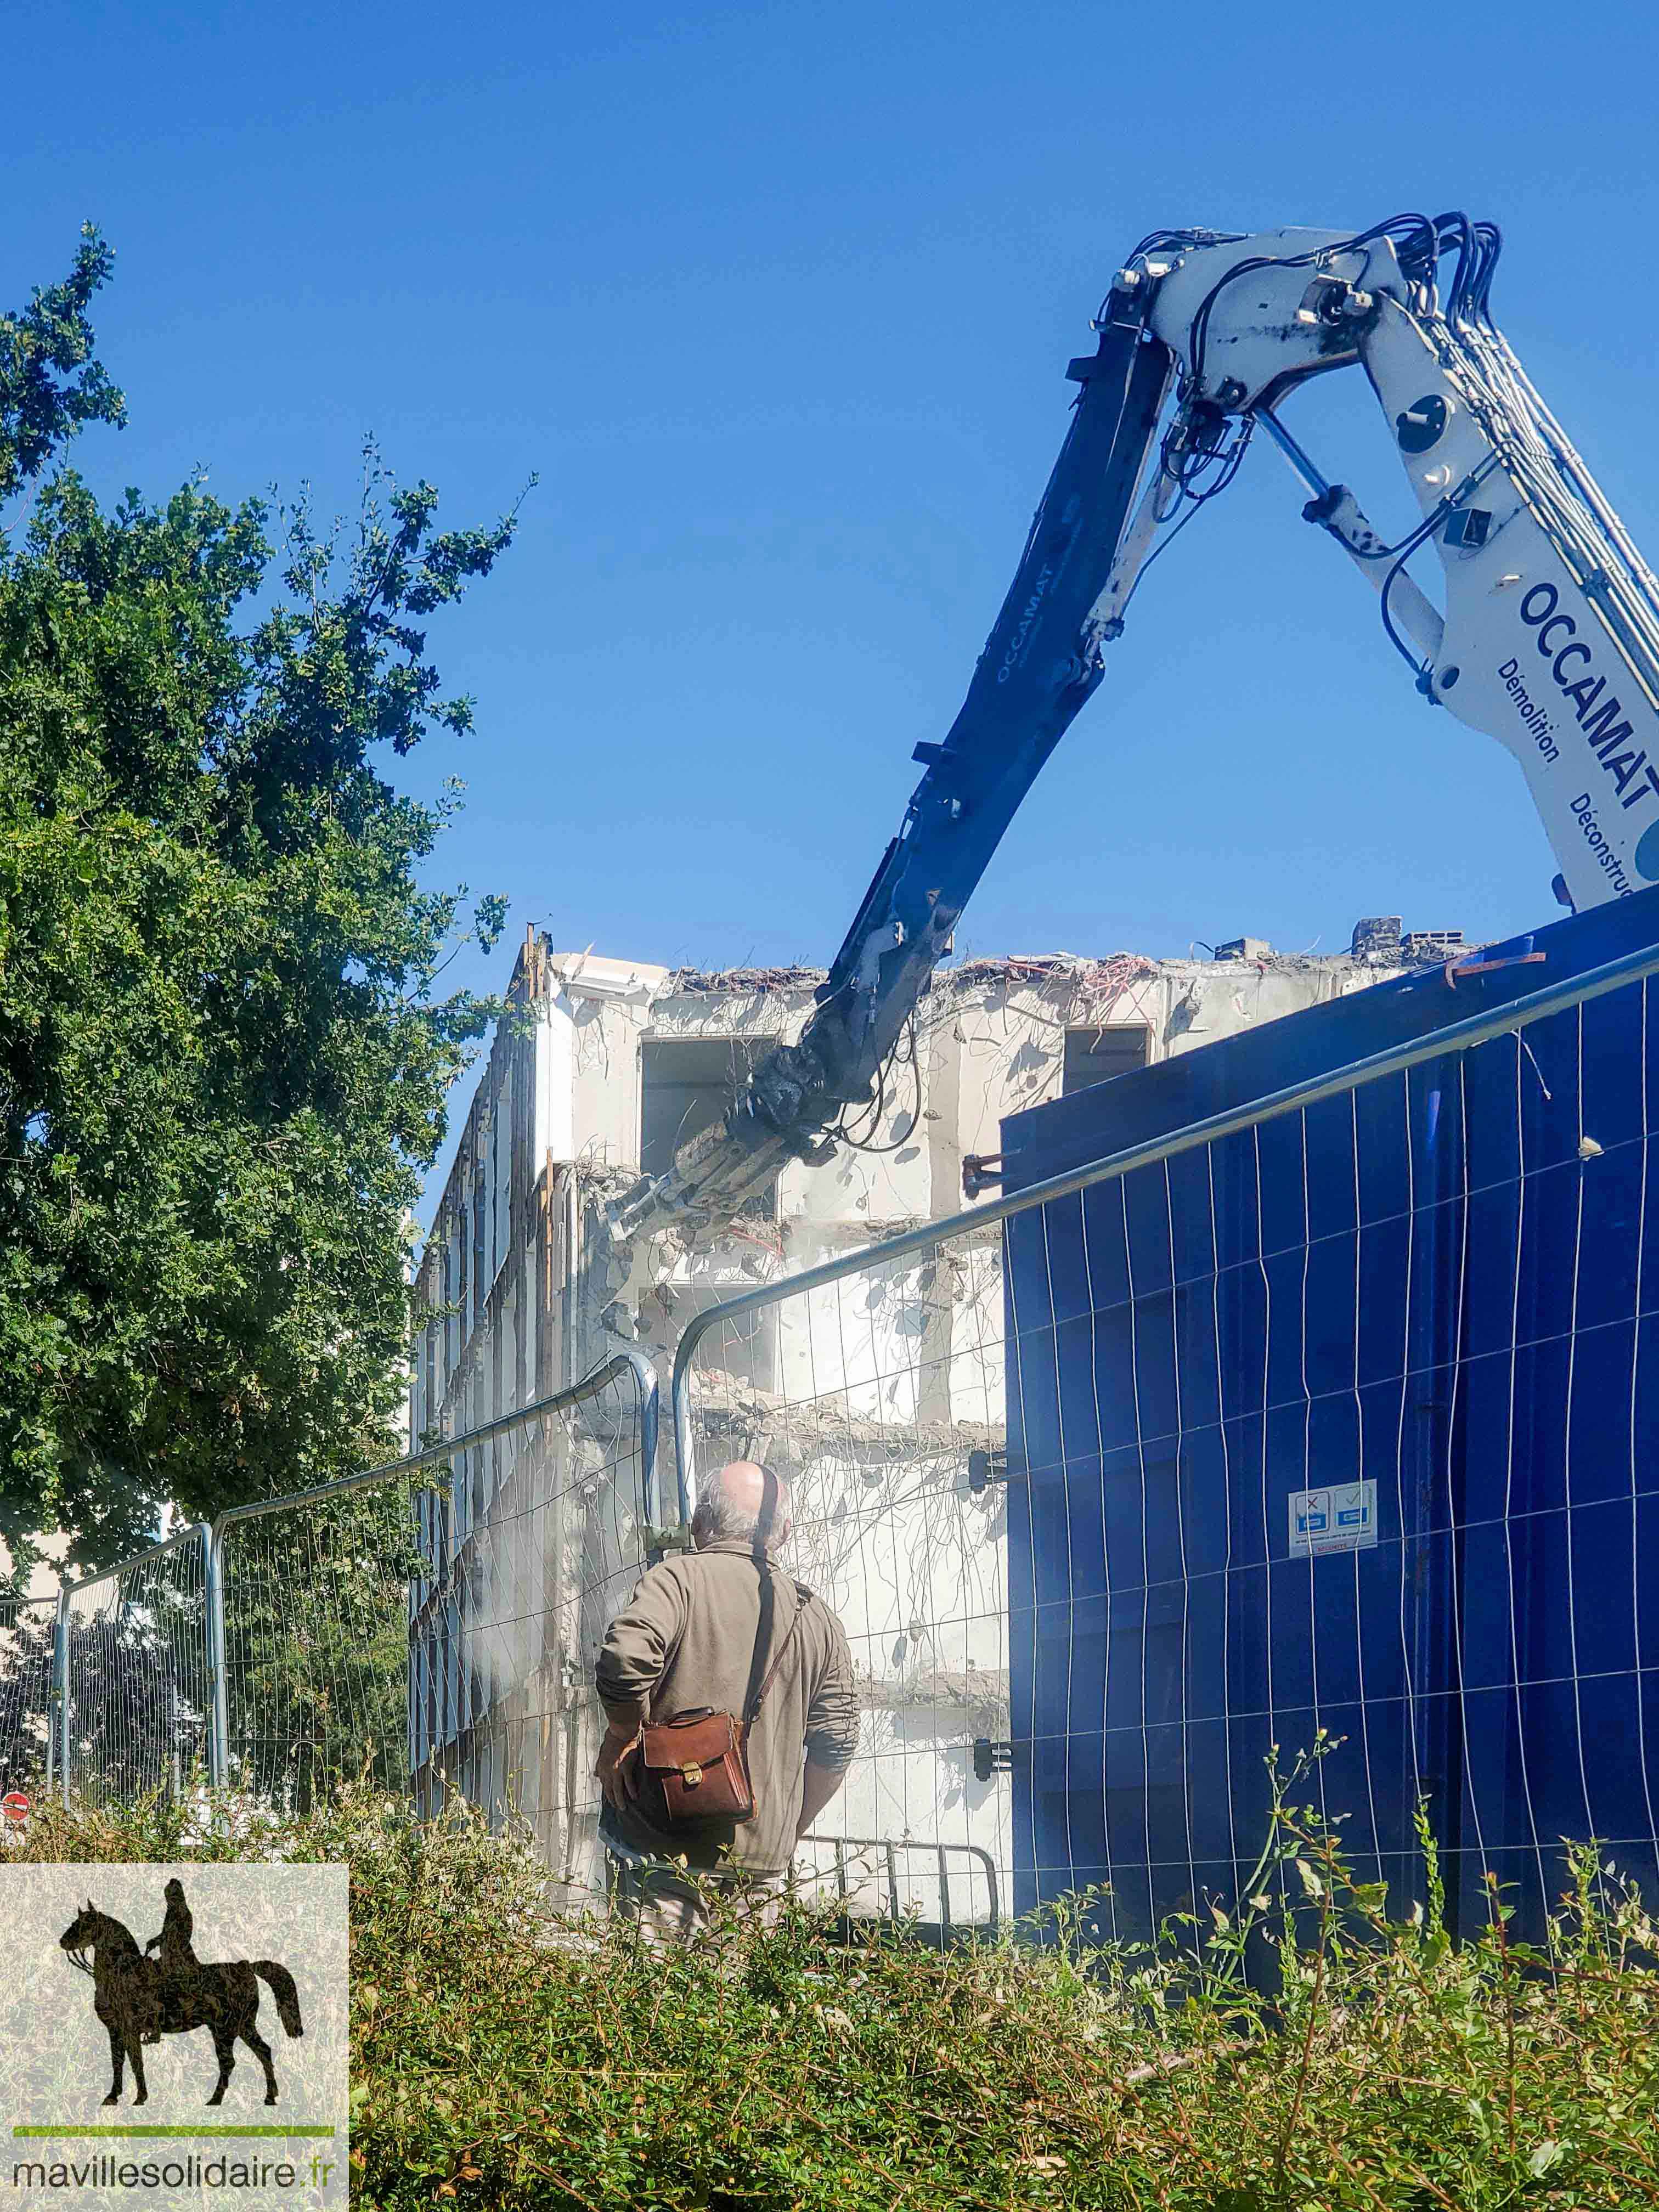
[{"xmin": 594, "ymin": 1459, "xmax": 860, "ymax": 1939}]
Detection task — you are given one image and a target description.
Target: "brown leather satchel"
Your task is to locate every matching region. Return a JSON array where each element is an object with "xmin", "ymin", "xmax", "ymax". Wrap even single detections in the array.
[{"xmin": 629, "ymin": 1570, "xmax": 809, "ymax": 1830}]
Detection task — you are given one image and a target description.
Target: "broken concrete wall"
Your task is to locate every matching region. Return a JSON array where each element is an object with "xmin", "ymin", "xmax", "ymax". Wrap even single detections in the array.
[{"xmin": 413, "ymin": 926, "xmax": 1428, "ymax": 1901}]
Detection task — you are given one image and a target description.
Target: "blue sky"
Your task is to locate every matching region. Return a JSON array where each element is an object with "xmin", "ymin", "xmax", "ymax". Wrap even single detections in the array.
[{"xmin": 9, "ymin": 1, "xmax": 1659, "ymax": 1218}]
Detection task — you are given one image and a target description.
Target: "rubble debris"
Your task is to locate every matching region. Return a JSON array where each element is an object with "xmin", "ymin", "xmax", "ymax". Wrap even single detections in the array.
[
  {"xmin": 1350, "ymin": 915, "xmax": 1403, "ymax": 964},
  {"xmin": 1402, "ymin": 928, "xmax": 1467, "ymax": 961},
  {"xmin": 667, "ymin": 965, "xmax": 828, "ymax": 995},
  {"xmin": 1352, "ymin": 917, "xmax": 1471, "ymax": 966},
  {"xmin": 946, "ymin": 951, "xmax": 1156, "ymax": 994},
  {"xmin": 691, "ymin": 1367, "xmax": 1002, "ymax": 1477}
]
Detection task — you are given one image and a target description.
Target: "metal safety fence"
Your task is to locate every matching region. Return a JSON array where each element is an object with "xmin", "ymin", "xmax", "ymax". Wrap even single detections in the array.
[
  {"xmin": 59, "ymin": 1526, "xmax": 213, "ymax": 1810},
  {"xmin": 0, "ymin": 1596, "xmax": 57, "ymax": 1799},
  {"xmin": 402, "ymin": 1349, "xmax": 663, "ymax": 1897},
  {"xmin": 675, "ymin": 1204, "xmax": 1011, "ymax": 1929},
  {"xmin": 217, "ymin": 1348, "xmax": 658, "ymax": 1865},
  {"xmin": 5, "ymin": 1354, "xmax": 659, "ymax": 1854},
  {"xmin": 674, "ymin": 920, "xmax": 1659, "ymax": 1944},
  {"xmin": 28, "ymin": 911, "xmax": 1659, "ymax": 1954}
]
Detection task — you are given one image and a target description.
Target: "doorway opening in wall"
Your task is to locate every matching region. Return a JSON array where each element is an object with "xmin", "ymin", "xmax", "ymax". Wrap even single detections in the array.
[
  {"xmin": 640, "ymin": 1036, "xmax": 780, "ymax": 1216},
  {"xmin": 1062, "ymin": 1023, "xmax": 1151, "ymax": 1096}
]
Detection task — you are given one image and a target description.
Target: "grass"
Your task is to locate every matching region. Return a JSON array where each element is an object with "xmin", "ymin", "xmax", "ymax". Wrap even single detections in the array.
[{"xmin": 11, "ymin": 1751, "xmax": 1659, "ymax": 2210}]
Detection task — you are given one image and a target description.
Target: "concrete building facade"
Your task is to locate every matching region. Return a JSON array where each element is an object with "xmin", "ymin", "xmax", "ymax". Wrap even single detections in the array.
[{"xmin": 410, "ymin": 923, "xmax": 1438, "ymax": 1903}]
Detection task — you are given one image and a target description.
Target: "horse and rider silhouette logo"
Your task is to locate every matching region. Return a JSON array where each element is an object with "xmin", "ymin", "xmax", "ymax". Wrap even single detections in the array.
[{"xmin": 58, "ymin": 1878, "xmax": 303, "ymax": 2109}]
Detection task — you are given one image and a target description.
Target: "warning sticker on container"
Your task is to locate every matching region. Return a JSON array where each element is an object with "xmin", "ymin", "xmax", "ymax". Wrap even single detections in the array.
[{"xmin": 1288, "ymin": 1481, "xmax": 1378, "ymax": 1555}]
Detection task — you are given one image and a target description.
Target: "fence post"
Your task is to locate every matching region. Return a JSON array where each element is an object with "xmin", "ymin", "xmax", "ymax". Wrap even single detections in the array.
[
  {"xmin": 205, "ymin": 1521, "xmax": 228, "ymax": 1790},
  {"xmin": 52, "ymin": 1584, "xmax": 70, "ymax": 1810}
]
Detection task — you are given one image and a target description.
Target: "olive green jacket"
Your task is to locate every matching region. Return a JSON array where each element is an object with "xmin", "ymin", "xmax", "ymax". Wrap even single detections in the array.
[{"xmin": 595, "ymin": 1538, "xmax": 860, "ymax": 1874}]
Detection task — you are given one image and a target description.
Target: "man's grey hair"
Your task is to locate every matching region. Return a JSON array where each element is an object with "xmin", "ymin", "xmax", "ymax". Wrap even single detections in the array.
[{"xmin": 694, "ymin": 1463, "xmax": 791, "ymax": 1545}]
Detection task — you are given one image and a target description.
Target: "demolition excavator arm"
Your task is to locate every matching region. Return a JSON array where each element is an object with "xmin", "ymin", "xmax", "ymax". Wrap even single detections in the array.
[{"xmin": 608, "ymin": 213, "xmax": 1659, "ymax": 1245}]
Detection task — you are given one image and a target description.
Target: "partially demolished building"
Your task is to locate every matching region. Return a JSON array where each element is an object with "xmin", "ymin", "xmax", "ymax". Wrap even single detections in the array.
[{"xmin": 409, "ymin": 922, "xmax": 1444, "ymax": 1891}]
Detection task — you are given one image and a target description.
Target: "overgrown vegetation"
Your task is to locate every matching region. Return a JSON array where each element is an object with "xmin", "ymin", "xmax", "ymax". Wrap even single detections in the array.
[
  {"xmin": 1, "ymin": 228, "xmax": 518, "ymax": 1569},
  {"xmin": 13, "ymin": 1759, "xmax": 1659, "ymax": 2210}
]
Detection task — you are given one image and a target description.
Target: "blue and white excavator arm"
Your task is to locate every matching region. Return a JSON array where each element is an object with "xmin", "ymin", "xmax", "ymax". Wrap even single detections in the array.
[{"xmin": 608, "ymin": 214, "xmax": 1659, "ymax": 1245}]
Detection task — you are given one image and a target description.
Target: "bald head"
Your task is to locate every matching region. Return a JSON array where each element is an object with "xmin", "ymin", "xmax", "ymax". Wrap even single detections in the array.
[{"xmin": 692, "ymin": 1459, "xmax": 792, "ymax": 1552}]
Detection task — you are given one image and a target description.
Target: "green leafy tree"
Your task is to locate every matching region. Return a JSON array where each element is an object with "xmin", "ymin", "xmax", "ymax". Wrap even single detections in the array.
[{"xmin": 1, "ymin": 228, "xmax": 520, "ymax": 1570}]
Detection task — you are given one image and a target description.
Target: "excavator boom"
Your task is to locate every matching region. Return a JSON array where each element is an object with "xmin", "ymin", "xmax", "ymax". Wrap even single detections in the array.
[
  {"xmin": 606, "ymin": 300, "xmax": 1174, "ymax": 1238},
  {"xmin": 609, "ymin": 211, "xmax": 1659, "ymax": 1248}
]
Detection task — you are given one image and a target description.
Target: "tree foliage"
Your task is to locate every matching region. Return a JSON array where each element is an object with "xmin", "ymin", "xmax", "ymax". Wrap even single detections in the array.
[
  {"xmin": 0, "ymin": 225, "xmax": 126, "ymax": 504},
  {"xmin": 0, "ymin": 229, "xmax": 519, "ymax": 1569}
]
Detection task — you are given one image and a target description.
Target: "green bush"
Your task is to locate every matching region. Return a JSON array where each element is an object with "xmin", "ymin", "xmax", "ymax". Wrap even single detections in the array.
[{"xmin": 14, "ymin": 1757, "xmax": 1659, "ymax": 2210}]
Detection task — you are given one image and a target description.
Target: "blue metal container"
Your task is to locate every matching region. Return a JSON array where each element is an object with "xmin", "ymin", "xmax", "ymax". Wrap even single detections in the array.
[{"xmin": 998, "ymin": 892, "xmax": 1659, "ymax": 1942}]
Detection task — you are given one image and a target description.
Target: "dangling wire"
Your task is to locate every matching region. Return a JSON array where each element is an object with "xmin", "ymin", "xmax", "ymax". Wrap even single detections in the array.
[{"xmin": 1113, "ymin": 411, "xmax": 1256, "ymax": 629}]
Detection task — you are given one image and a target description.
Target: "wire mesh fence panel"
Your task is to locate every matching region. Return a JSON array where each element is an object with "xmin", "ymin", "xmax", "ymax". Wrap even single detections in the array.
[
  {"xmin": 409, "ymin": 1357, "xmax": 658, "ymax": 1901},
  {"xmin": 1001, "ymin": 985, "xmax": 1659, "ymax": 1948},
  {"xmin": 60, "ymin": 1528, "xmax": 212, "ymax": 1809},
  {"xmin": 679, "ymin": 933, "xmax": 1659, "ymax": 1946},
  {"xmin": 214, "ymin": 1355, "xmax": 658, "ymax": 1886},
  {"xmin": 0, "ymin": 1598, "xmax": 58, "ymax": 1799},
  {"xmin": 217, "ymin": 1474, "xmax": 427, "ymax": 1812},
  {"xmin": 681, "ymin": 1226, "xmax": 1013, "ymax": 1929}
]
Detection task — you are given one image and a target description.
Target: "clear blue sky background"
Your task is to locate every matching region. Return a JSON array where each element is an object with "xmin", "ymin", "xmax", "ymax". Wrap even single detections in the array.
[{"xmin": 9, "ymin": 1, "xmax": 1658, "ymax": 1218}]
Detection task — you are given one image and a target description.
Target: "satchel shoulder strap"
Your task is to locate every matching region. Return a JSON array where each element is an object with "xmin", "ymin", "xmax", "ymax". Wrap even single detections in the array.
[{"xmin": 742, "ymin": 1576, "xmax": 814, "ymax": 1725}]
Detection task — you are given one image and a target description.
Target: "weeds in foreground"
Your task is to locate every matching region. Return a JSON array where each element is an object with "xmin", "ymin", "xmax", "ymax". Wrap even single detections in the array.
[{"xmin": 10, "ymin": 1751, "xmax": 1659, "ymax": 2209}]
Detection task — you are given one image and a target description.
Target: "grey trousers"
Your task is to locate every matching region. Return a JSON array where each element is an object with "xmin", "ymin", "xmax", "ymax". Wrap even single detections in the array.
[{"xmin": 606, "ymin": 1854, "xmax": 786, "ymax": 1946}]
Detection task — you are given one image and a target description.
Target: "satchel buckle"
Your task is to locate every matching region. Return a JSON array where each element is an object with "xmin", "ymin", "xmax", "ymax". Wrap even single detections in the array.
[{"xmin": 679, "ymin": 1763, "xmax": 703, "ymax": 1787}]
